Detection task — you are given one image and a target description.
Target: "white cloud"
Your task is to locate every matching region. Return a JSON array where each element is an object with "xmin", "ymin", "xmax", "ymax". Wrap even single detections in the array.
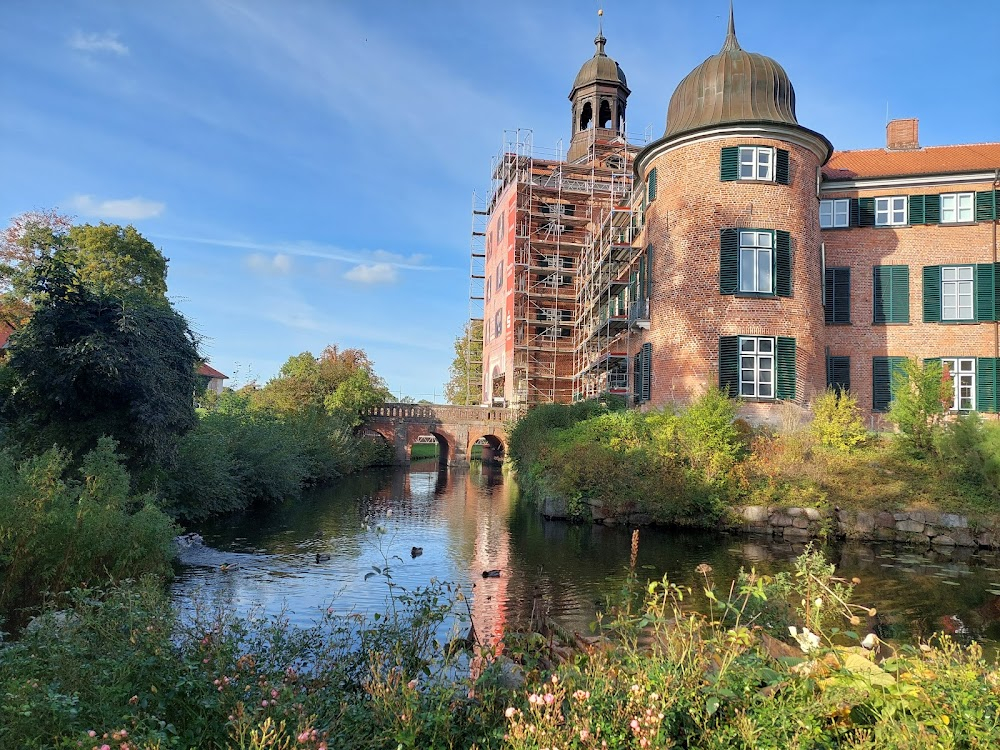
[
  {"xmin": 245, "ymin": 252, "xmax": 292, "ymax": 275},
  {"xmin": 69, "ymin": 31, "xmax": 129, "ymax": 56},
  {"xmin": 344, "ymin": 263, "xmax": 397, "ymax": 285},
  {"xmin": 70, "ymin": 194, "xmax": 165, "ymax": 220}
]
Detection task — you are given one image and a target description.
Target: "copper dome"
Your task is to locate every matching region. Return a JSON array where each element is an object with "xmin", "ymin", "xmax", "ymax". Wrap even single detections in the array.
[
  {"xmin": 570, "ymin": 31, "xmax": 628, "ymax": 95},
  {"xmin": 664, "ymin": 8, "xmax": 796, "ymax": 138}
]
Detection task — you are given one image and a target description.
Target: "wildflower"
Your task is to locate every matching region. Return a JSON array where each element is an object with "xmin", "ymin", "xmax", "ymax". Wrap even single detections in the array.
[
  {"xmin": 630, "ymin": 719, "xmax": 640, "ymax": 730},
  {"xmin": 551, "ymin": 674, "xmax": 558, "ymax": 684},
  {"xmin": 919, "ymin": 643, "xmax": 932, "ymax": 652},
  {"xmin": 407, "ymin": 679, "xmax": 418, "ymax": 690},
  {"xmin": 788, "ymin": 626, "xmax": 821, "ymax": 653},
  {"xmin": 504, "ymin": 707, "xmax": 517, "ymax": 719},
  {"xmin": 814, "ymin": 597, "xmax": 823, "ymax": 608},
  {"xmin": 861, "ymin": 633, "xmax": 878, "ymax": 650},
  {"xmin": 529, "ymin": 693, "xmax": 540, "ymax": 705},
  {"xmin": 261, "ymin": 700, "xmax": 268, "ymax": 707},
  {"xmin": 298, "ymin": 731, "xmax": 311, "ymax": 742},
  {"xmin": 543, "ymin": 693, "xmax": 555, "ymax": 705},
  {"xmin": 88, "ymin": 731, "xmax": 97, "ymax": 738},
  {"xmin": 850, "ymin": 615, "xmax": 861, "ymax": 626},
  {"xmin": 630, "ymin": 684, "xmax": 642, "ymax": 694},
  {"xmin": 868, "ymin": 608, "xmax": 877, "ymax": 617},
  {"xmin": 572, "ymin": 689, "xmax": 590, "ymax": 701},
  {"xmin": 580, "ymin": 729, "xmax": 590, "ymax": 741},
  {"xmin": 695, "ymin": 563, "xmax": 713, "ymax": 575}
]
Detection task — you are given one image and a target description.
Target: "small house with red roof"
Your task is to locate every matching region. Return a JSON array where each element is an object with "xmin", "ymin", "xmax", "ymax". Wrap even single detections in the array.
[{"xmin": 197, "ymin": 363, "xmax": 229, "ymax": 395}]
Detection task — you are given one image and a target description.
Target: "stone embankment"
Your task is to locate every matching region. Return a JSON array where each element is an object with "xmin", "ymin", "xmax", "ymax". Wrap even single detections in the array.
[
  {"xmin": 541, "ymin": 494, "xmax": 998, "ymax": 549},
  {"xmin": 734, "ymin": 506, "xmax": 997, "ymax": 549}
]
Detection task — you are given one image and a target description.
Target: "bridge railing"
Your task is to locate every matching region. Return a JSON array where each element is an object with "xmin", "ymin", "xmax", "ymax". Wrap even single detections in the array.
[{"xmin": 366, "ymin": 403, "xmax": 518, "ymax": 423}]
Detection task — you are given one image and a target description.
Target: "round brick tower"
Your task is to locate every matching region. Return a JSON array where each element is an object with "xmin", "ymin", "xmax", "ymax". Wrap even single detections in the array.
[{"xmin": 632, "ymin": 7, "xmax": 833, "ymax": 421}]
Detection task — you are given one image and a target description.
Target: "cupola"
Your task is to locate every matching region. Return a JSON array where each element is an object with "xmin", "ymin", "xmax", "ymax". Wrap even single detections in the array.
[{"xmin": 567, "ymin": 23, "xmax": 630, "ymax": 162}]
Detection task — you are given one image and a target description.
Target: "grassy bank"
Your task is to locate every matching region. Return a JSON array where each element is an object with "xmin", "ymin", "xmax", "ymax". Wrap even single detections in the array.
[
  {"xmin": 508, "ymin": 385, "xmax": 1000, "ymax": 525},
  {"xmin": 2, "ymin": 549, "xmax": 997, "ymax": 749}
]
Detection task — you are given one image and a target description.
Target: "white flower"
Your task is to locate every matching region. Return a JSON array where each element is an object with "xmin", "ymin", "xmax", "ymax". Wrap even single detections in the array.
[
  {"xmin": 861, "ymin": 633, "xmax": 878, "ymax": 650},
  {"xmin": 788, "ymin": 626, "xmax": 821, "ymax": 653}
]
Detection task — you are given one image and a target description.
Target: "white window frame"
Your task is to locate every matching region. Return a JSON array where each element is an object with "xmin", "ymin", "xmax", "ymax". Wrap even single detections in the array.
[
  {"xmin": 738, "ymin": 146, "xmax": 774, "ymax": 181},
  {"xmin": 738, "ymin": 230, "xmax": 774, "ymax": 294},
  {"xmin": 820, "ymin": 199, "xmax": 850, "ymax": 228},
  {"xmin": 739, "ymin": 336, "xmax": 775, "ymax": 399},
  {"xmin": 875, "ymin": 196, "xmax": 907, "ymax": 226},
  {"xmin": 942, "ymin": 358, "xmax": 975, "ymax": 411},
  {"xmin": 940, "ymin": 192, "xmax": 975, "ymax": 224},
  {"xmin": 942, "ymin": 265, "xmax": 974, "ymax": 321}
]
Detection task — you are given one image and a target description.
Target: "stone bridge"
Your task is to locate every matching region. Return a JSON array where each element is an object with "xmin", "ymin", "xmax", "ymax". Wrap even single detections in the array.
[{"xmin": 363, "ymin": 403, "xmax": 517, "ymax": 465}]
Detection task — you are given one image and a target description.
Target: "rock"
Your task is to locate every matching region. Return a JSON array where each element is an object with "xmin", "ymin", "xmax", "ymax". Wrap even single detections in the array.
[
  {"xmin": 893, "ymin": 512, "xmax": 909, "ymax": 522},
  {"xmin": 975, "ymin": 531, "xmax": 995, "ymax": 548},
  {"xmin": 852, "ymin": 511, "xmax": 876, "ymax": 535},
  {"xmin": 875, "ymin": 512, "xmax": 896, "ymax": 529},
  {"xmin": 804, "ymin": 508, "xmax": 823, "ymax": 521},
  {"xmin": 895, "ymin": 519, "xmax": 925, "ymax": 534},
  {"xmin": 542, "ymin": 495, "xmax": 569, "ymax": 519},
  {"xmin": 940, "ymin": 513, "xmax": 968, "ymax": 529},
  {"xmin": 784, "ymin": 526, "xmax": 812, "ymax": 539},
  {"xmin": 740, "ymin": 506, "xmax": 769, "ymax": 524},
  {"xmin": 792, "ymin": 517, "xmax": 810, "ymax": 529},
  {"xmin": 786, "ymin": 507, "xmax": 804, "ymax": 517},
  {"xmin": 931, "ymin": 535, "xmax": 956, "ymax": 547},
  {"xmin": 771, "ymin": 514, "xmax": 794, "ymax": 528},
  {"xmin": 627, "ymin": 513, "xmax": 653, "ymax": 526},
  {"xmin": 951, "ymin": 530, "xmax": 976, "ymax": 548}
]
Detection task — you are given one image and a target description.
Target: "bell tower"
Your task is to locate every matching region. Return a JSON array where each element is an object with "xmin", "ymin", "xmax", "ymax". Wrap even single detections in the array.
[{"xmin": 567, "ymin": 24, "xmax": 630, "ymax": 162}]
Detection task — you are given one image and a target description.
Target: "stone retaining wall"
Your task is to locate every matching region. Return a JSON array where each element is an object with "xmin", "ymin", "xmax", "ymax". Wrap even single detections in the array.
[{"xmin": 732, "ymin": 506, "xmax": 999, "ymax": 549}]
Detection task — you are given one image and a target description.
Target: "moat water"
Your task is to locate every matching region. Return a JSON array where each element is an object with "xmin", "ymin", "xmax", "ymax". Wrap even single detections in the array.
[{"xmin": 172, "ymin": 461, "xmax": 1000, "ymax": 649}]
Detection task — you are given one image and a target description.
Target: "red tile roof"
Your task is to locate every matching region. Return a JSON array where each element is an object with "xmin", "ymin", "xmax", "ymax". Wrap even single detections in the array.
[
  {"xmin": 0, "ymin": 325, "xmax": 11, "ymax": 349},
  {"xmin": 823, "ymin": 143, "xmax": 1000, "ymax": 181},
  {"xmin": 197, "ymin": 363, "xmax": 228, "ymax": 379}
]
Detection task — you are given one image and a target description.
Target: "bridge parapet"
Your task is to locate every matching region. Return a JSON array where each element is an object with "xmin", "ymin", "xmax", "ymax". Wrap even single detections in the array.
[{"xmin": 366, "ymin": 403, "xmax": 517, "ymax": 424}]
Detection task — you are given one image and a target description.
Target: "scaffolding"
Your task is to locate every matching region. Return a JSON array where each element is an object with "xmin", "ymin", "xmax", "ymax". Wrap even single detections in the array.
[
  {"xmin": 464, "ymin": 191, "xmax": 487, "ymax": 405},
  {"xmin": 473, "ymin": 126, "xmax": 648, "ymax": 409}
]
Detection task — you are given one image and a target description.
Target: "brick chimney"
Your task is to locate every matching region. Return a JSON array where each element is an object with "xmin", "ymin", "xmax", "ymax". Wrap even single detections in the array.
[{"xmin": 886, "ymin": 118, "xmax": 919, "ymax": 150}]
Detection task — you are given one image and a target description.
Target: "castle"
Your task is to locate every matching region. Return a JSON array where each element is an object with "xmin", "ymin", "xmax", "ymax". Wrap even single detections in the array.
[{"xmin": 473, "ymin": 8, "xmax": 1000, "ymax": 422}]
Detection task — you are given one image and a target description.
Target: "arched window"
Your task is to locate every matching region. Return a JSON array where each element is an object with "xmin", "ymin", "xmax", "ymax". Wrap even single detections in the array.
[
  {"xmin": 599, "ymin": 99, "xmax": 612, "ymax": 129},
  {"xmin": 579, "ymin": 102, "xmax": 593, "ymax": 130}
]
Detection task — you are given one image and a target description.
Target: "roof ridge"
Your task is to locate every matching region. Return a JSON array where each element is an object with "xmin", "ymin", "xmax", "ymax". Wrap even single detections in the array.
[{"xmin": 833, "ymin": 141, "xmax": 1000, "ymax": 155}]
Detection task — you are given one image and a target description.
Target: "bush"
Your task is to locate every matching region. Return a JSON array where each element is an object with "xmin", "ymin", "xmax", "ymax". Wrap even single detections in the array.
[
  {"xmin": 887, "ymin": 358, "xmax": 951, "ymax": 456},
  {"xmin": 0, "ymin": 438, "xmax": 177, "ymax": 614},
  {"xmin": 810, "ymin": 388, "xmax": 868, "ymax": 452}
]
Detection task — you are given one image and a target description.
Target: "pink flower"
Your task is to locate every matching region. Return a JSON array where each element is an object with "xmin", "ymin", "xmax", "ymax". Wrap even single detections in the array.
[
  {"xmin": 88, "ymin": 731, "xmax": 97, "ymax": 738},
  {"xmin": 504, "ymin": 707, "xmax": 517, "ymax": 719},
  {"xmin": 630, "ymin": 719, "xmax": 640, "ymax": 730},
  {"xmin": 100, "ymin": 745, "xmax": 111, "ymax": 750},
  {"xmin": 580, "ymin": 729, "xmax": 590, "ymax": 741},
  {"xmin": 543, "ymin": 693, "xmax": 555, "ymax": 705},
  {"xmin": 261, "ymin": 700, "xmax": 268, "ymax": 707},
  {"xmin": 298, "ymin": 731, "xmax": 310, "ymax": 742}
]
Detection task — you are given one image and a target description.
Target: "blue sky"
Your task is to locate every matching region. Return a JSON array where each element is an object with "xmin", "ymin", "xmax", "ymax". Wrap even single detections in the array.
[{"xmin": 2, "ymin": 1, "xmax": 997, "ymax": 400}]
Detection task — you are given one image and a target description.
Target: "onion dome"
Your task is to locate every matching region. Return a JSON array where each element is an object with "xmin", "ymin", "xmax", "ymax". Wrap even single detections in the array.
[
  {"xmin": 664, "ymin": 5, "xmax": 796, "ymax": 138},
  {"xmin": 570, "ymin": 29, "xmax": 628, "ymax": 96}
]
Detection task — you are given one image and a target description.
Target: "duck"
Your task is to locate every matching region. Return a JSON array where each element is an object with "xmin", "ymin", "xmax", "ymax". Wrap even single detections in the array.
[
  {"xmin": 482, "ymin": 569, "xmax": 501, "ymax": 578},
  {"xmin": 316, "ymin": 553, "xmax": 331, "ymax": 563},
  {"xmin": 410, "ymin": 546, "xmax": 423, "ymax": 558}
]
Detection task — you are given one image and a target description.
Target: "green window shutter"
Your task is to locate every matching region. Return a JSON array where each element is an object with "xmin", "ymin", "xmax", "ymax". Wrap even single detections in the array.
[
  {"xmin": 719, "ymin": 228, "xmax": 739, "ymax": 294},
  {"xmin": 648, "ymin": 167, "xmax": 657, "ymax": 202},
  {"xmin": 923, "ymin": 265, "xmax": 942, "ymax": 323},
  {"xmin": 719, "ymin": 336, "xmax": 739, "ymax": 397},
  {"xmin": 775, "ymin": 230, "xmax": 792, "ymax": 297},
  {"xmin": 849, "ymin": 199, "xmax": 861, "ymax": 227},
  {"xmin": 824, "ymin": 267, "xmax": 850, "ymax": 324},
  {"xmin": 826, "ymin": 355, "xmax": 850, "ymax": 392},
  {"xmin": 908, "ymin": 194, "xmax": 926, "ymax": 225},
  {"xmin": 858, "ymin": 197, "xmax": 876, "ymax": 227},
  {"xmin": 776, "ymin": 337, "xmax": 796, "ymax": 400},
  {"xmin": 924, "ymin": 194, "xmax": 941, "ymax": 224},
  {"xmin": 977, "ymin": 358, "xmax": 998, "ymax": 413},
  {"xmin": 976, "ymin": 190, "xmax": 998, "ymax": 221},
  {"xmin": 633, "ymin": 352, "xmax": 643, "ymax": 402},
  {"xmin": 975, "ymin": 263, "xmax": 997, "ymax": 322},
  {"xmin": 775, "ymin": 149, "xmax": 790, "ymax": 184},
  {"xmin": 720, "ymin": 147, "xmax": 739, "ymax": 181},
  {"xmin": 873, "ymin": 265, "xmax": 909, "ymax": 323},
  {"xmin": 873, "ymin": 356, "xmax": 907, "ymax": 412},
  {"xmin": 641, "ymin": 343, "xmax": 652, "ymax": 402},
  {"xmin": 645, "ymin": 244, "xmax": 653, "ymax": 298}
]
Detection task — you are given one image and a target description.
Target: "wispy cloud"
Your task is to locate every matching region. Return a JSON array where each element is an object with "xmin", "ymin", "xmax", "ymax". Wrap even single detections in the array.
[
  {"xmin": 155, "ymin": 234, "xmax": 457, "ymax": 272},
  {"xmin": 245, "ymin": 252, "xmax": 292, "ymax": 275},
  {"xmin": 344, "ymin": 263, "xmax": 397, "ymax": 285},
  {"xmin": 70, "ymin": 194, "xmax": 165, "ymax": 220},
  {"xmin": 69, "ymin": 31, "xmax": 129, "ymax": 56}
]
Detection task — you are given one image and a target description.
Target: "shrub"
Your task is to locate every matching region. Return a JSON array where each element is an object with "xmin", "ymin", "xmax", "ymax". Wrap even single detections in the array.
[
  {"xmin": 810, "ymin": 388, "xmax": 869, "ymax": 452},
  {"xmin": 887, "ymin": 358, "xmax": 951, "ymax": 456},
  {"xmin": 675, "ymin": 388, "xmax": 746, "ymax": 484},
  {"xmin": 0, "ymin": 438, "xmax": 176, "ymax": 614}
]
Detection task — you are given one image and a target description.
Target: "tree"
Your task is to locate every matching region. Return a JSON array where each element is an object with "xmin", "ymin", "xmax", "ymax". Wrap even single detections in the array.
[
  {"xmin": 887, "ymin": 358, "xmax": 951, "ymax": 456},
  {"xmin": 444, "ymin": 319, "xmax": 483, "ymax": 405},
  {"xmin": 0, "ymin": 215, "xmax": 168, "ymax": 328},
  {"xmin": 0, "ymin": 256, "xmax": 200, "ymax": 472}
]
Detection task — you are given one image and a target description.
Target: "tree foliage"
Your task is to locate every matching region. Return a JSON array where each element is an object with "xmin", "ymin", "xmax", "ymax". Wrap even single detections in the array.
[
  {"xmin": 810, "ymin": 388, "xmax": 869, "ymax": 452},
  {"xmin": 887, "ymin": 358, "xmax": 951, "ymax": 456},
  {"xmin": 0, "ymin": 257, "xmax": 199, "ymax": 471},
  {"xmin": 444, "ymin": 319, "xmax": 483, "ymax": 405}
]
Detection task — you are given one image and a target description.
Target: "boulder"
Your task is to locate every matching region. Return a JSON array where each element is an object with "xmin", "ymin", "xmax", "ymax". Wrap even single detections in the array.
[
  {"xmin": 940, "ymin": 513, "xmax": 968, "ymax": 529},
  {"xmin": 740, "ymin": 506, "xmax": 770, "ymax": 524},
  {"xmin": 804, "ymin": 508, "xmax": 823, "ymax": 521},
  {"xmin": 894, "ymin": 519, "xmax": 925, "ymax": 534},
  {"xmin": 931, "ymin": 535, "xmax": 956, "ymax": 547},
  {"xmin": 792, "ymin": 517, "xmax": 810, "ymax": 529},
  {"xmin": 875, "ymin": 512, "xmax": 896, "ymax": 529}
]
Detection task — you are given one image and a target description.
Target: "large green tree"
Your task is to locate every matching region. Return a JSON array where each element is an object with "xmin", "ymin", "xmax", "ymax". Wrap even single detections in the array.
[
  {"xmin": 444, "ymin": 319, "xmax": 483, "ymax": 405},
  {"xmin": 0, "ymin": 255, "xmax": 199, "ymax": 472},
  {"xmin": 0, "ymin": 214, "xmax": 168, "ymax": 329}
]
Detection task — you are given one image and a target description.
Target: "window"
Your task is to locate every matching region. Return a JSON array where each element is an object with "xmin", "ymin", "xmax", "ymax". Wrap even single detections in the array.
[
  {"xmin": 827, "ymin": 355, "xmax": 850, "ymax": 392},
  {"xmin": 872, "ymin": 356, "xmax": 907, "ymax": 412},
  {"xmin": 495, "ymin": 261, "xmax": 503, "ymax": 290},
  {"xmin": 942, "ymin": 358, "xmax": 975, "ymax": 411},
  {"xmin": 739, "ymin": 146, "xmax": 773, "ymax": 180},
  {"xmin": 941, "ymin": 193, "xmax": 974, "ymax": 224},
  {"xmin": 942, "ymin": 265, "xmax": 974, "ymax": 320},
  {"xmin": 647, "ymin": 167, "xmax": 657, "ymax": 201},
  {"xmin": 820, "ymin": 199, "xmax": 850, "ymax": 228},
  {"xmin": 721, "ymin": 146, "xmax": 789, "ymax": 183},
  {"xmin": 739, "ymin": 231, "xmax": 773, "ymax": 293},
  {"xmin": 824, "ymin": 267, "xmax": 850, "ymax": 324},
  {"xmin": 739, "ymin": 337, "xmax": 774, "ymax": 398},
  {"xmin": 494, "ymin": 310, "xmax": 502, "ymax": 337},
  {"xmin": 873, "ymin": 265, "xmax": 909, "ymax": 324},
  {"xmin": 875, "ymin": 196, "xmax": 907, "ymax": 226}
]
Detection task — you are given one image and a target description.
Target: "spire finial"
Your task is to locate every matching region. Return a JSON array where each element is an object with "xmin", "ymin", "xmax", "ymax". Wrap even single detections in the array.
[
  {"xmin": 721, "ymin": 1, "xmax": 741, "ymax": 53},
  {"xmin": 595, "ymin": 8, "xmax": 606, "ymax": 56}
]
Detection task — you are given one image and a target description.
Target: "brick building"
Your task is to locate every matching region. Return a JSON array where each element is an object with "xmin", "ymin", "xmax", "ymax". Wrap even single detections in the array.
[{"xmin": 473, "ymin": 9, "xmax": 1000, "ymax": 421}]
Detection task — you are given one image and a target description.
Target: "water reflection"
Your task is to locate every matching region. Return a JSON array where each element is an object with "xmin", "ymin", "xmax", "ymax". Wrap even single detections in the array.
[{"xmin": 173, "ymin": 464, "xmax": 1000, "ymax": 648}]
